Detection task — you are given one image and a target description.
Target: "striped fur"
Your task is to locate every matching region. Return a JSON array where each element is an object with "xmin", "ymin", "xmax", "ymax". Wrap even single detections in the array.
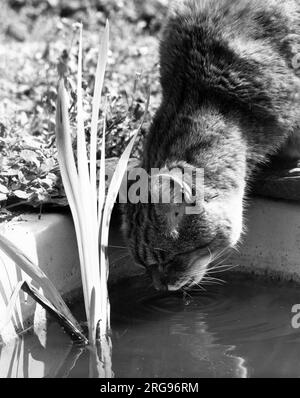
[{"xmin": 122, "ymin": 0, "xmax": 300, "ymax": 291}]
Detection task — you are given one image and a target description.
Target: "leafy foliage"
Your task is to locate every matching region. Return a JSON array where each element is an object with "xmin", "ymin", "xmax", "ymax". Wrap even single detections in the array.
[{"xmin": 0, "ymin": 0, "xmax": 167, "ymax": 213}]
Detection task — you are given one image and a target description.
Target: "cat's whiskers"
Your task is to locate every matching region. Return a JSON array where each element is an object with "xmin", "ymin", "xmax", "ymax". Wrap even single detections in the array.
[
  {"xmin": 108, "ymin": 244, "xmax": 127, "ymax": 250},
  {"xmin": 201, "ymin": 279, "xmax": 225, "ymax": 286},
  {"xmin": 154, "ymin": 247, "xmax": 168, "ymax": 252},
  {"xmin": 209, "ymin": 245, "xmax": 231, "ymax": 264},
  {"xmin": 232, "ymin": 245, "xmax": 241, "ymax": 255},
  {"xmin": 205, "ymin": 263, "xmax": 240, "ymax": 275},
  {"xmin": 210, "ymin": 252, "xmax": 232, "ymax": 268},
  {"xmin": 190, "ymin": 280, "xmax": 207, "ymax": 291},
  {"xmin": 110, "ymin": 253, "xmax": 130, "ymax": 266},
  {"xmin": 201, "ymin": 280, "xmax": 223, "ymax": 286},
  {"xmin": 181, "ymin": 288, "xmax": 193, "ymax": 299},
  {"xmin": 208, "ymin": 262, "xmax": 239, "ymax": 271},
  {"xmin": 202, "ymin": 275, "xmax": 226, "ymax": 284}
]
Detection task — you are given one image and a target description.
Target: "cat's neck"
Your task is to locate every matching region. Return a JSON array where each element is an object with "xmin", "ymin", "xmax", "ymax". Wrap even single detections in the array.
[{"xmin": 143, "ymin": 102, "xmax": 248, "ymax": 198}]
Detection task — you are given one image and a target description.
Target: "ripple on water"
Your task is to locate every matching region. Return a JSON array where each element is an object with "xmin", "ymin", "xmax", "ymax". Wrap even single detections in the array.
[
  {"xmin": 111, "ymin": 277, "xmax": 300, "ymax": 377},
  {"xmin": 1, "ymin": 275, "xmax": 300, "ymax": 377}
]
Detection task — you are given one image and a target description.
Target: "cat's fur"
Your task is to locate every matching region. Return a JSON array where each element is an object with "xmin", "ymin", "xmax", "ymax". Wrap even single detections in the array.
[{"xmin": 122, "ymin": 0, "xmax": 300, "ymax": 291}]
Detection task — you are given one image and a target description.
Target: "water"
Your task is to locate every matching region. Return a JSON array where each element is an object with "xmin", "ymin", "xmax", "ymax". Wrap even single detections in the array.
[{"xmin": 1, "ymin": 274, "xmax": 300, "ymax": 378}]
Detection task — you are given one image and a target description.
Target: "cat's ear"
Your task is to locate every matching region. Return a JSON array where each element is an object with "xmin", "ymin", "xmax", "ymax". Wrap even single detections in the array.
[
  {"xmin": 150, "ymin": 168, "xmax": 193, "ymax": 239},
  {"xmin": 150, "ymin": 167, "xmax": 192, "ymax": 203}
]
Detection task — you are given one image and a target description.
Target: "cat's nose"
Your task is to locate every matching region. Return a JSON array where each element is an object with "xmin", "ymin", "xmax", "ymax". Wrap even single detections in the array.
[{"xmin": 150, "ymin": 266, "xmax": 168, "ymax": 291}]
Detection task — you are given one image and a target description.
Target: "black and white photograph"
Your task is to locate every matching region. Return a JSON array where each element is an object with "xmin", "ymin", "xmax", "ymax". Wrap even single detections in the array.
[{"xmin": 0, "ymin": 0, "xmax": 300, "ymax": 381}]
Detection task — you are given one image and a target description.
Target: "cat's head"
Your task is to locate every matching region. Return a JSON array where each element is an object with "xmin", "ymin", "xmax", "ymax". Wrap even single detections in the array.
[{"xmin": 122, "ymin": 164, "xmax": 244, "ymax": 291}]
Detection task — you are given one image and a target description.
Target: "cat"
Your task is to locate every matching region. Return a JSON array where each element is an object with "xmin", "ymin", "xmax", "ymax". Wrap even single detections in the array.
[{"xmin": 122, "ymin": 0, "xmax": 300, "ymax": 291}]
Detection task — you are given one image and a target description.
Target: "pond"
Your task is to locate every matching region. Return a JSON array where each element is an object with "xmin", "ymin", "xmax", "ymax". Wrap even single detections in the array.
[{"xmin": 1, "ymin": 272, "xmax": 300, "ymax": 378}]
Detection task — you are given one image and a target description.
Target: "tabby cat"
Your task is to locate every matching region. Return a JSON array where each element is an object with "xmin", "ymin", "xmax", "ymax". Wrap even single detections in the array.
[{"xmin": 122, "ymin": 0, "xmax": 300, "ymax": 291}]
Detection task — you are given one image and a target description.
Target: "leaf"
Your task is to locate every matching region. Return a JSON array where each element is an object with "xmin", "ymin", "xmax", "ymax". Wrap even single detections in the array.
[
  {"xmin": 19, "ymin": 150, "xmax": 40, "ymax": 167},
  {"xmin": 75, "ymin": 24, "xmax": 101, "ymax": 343},
  {"xmin": 89, "ymin": 21, "xmax": 110, "ymax": 341},
  {"xmin": 0, "ymin": 281, "xmax": 24, "ymax": 334},
  {"xmin": 40, "ymin": 158, "xmax": 56, "ymax": 173},
  {"xmin": 0, "ymin": 184, "xmax": 8, "ymax": 194},
  {"xmin": 17, "ymin": 170, "xmax": 28, "ymax": 185},
  {"xmin": 97, "ymin": 99, "xmax": 107, "ymax": 229},
  {"xmin": 90, "ymin": 20, "xmax": 109, "ymax": 196},
  {"xmin": 21, "ymin": 281, "xmax": 88, "ymax": 345},
  {"xmin": 56, "ymin": 76, "xmax": 98, "ymax": 342},
  {"xmin": 0, "ymin": 193, "xmax": 7, "ymax": 201},
  {"xmin": 98, "ymin": 91, "xmax": 150, "ymax": 337},
  {"xmin": 13, "ymin": 190, "xmax": 29, "ymax": 199},
  {"xmin": 1, "ymin": 169, "xmax": 19, "ymax": 177},
  {"xmin": 0, "ymin": 233, "xmax": 82, "ymax": 333},
  {"xmin": 40, "ymin": 178, "xmax": 54, "ymax": 188}
]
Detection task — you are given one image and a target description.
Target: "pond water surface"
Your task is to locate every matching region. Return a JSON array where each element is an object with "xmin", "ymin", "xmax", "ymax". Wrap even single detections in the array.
[{"xmin": 1, "ymin": 273, "xmax": 300, "ymax": 378}]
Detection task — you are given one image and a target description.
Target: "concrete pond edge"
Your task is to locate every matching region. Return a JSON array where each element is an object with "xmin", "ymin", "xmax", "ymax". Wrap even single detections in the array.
[{"xmin": 0, "ymin": 197, "xmax": 299, "ymax": 343}]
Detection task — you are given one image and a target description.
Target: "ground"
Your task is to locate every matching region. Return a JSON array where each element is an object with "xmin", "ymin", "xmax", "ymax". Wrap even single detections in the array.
[{"xmin": 0, "ymin": 0, "xmax": 168, "ymax": 214}]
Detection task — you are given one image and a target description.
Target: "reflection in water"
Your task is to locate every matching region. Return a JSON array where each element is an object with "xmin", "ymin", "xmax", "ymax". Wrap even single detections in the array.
[
  {"xmin": 111, "ymin": 285, "xmax": 248, "ymax": 378},
  {"xmin": 89, "ymin": 336, "xmax": 114, "ymax": 378},
  {"xmin": 110, "ymin": 276, "xmax": 300, "ymax": 378},
  {"xmin": 0, "ymin": 321, "xmax": 113, "ymax": 378},
  {"xmin": 1, "ymin": 275, "xmax": 300, "ymax": 377},
  {"xmin": 0, "ymin": 322, "xmax": 72, "ymax": 378}
]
